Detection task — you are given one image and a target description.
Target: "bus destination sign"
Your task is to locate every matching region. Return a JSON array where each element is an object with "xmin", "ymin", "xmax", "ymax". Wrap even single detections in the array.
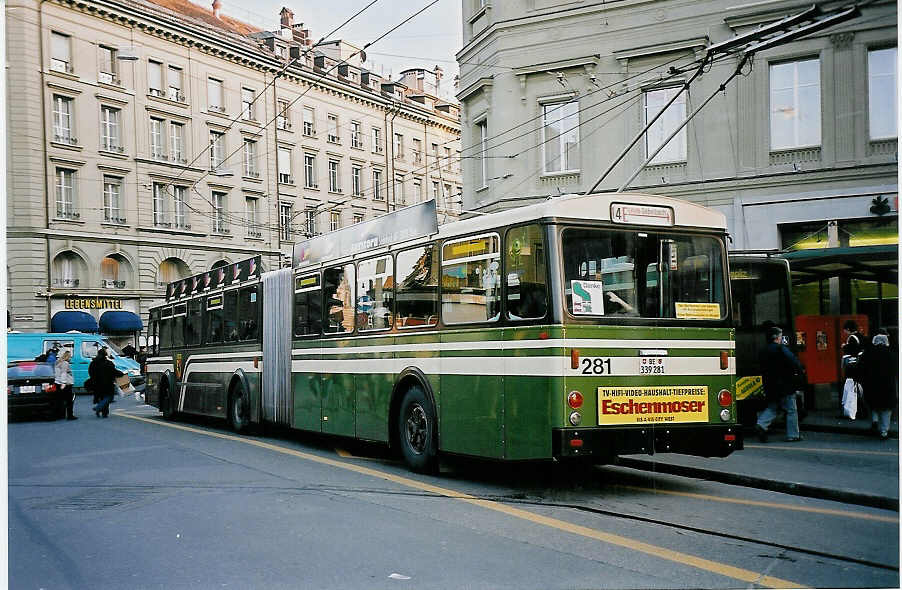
[
  {"xmin": 293, "ymin": 200, "xmax": 438, "ymax": 268},
  {"xmin": 165, "ymin": 255, "xmax": 261, "ymax": 301},
  {"xmin": 611, "ymin": 203, "xmax": 674, "ymax": 227}
]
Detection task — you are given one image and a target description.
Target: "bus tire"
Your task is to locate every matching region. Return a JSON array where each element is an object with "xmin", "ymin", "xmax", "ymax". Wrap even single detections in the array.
[
  {"xmin": 397, "ymin": 386, "xmax": 438, "ymax": 474},
  {"xmin": 228, "ymin": 384, "xmax": 250, "ymax": 433},
  {"xmin": 161, "ymin": 384, "xmax": 177, "ymax": 421}
]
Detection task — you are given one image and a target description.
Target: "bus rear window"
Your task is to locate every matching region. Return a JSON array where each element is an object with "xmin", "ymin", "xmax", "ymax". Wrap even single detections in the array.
[{"xmin": 562, "ymin": 229, "xmax": 725, "ymax": 320}]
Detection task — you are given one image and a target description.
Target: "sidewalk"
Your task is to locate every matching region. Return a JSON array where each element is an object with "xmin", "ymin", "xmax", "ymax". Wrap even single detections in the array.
[{"xmin": 617, "ymin": 408, "xmax": 900, "ymax": 511}]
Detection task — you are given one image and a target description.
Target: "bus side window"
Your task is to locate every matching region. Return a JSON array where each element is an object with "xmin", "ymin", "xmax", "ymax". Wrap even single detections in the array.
[
  {"xmin": 395, "ymin": 244, "xmax": 438, "ymax": 328},
  {"xmin": 441, "ymin": 233, "xmax": 501, "ymax": 324},
  {"xmin": 172, "ymin": 304, "xmax": 187, "ymax": 348},
  {"xmin": 186, "ymin": 299, "xmax": 202, "ymax": 346},
  {"xmin": 149, "ymin": 309, "xmax": 160, "ymax": 356},
  {"xmin": 505, "ymin": 224, "xmax": 547, "ymax": 321},
  {"xmin": 294, "ymin": 273, "xmax": 322, "ymax": 337},
  {"xmin": 357, "ymin": 255, "xmax": 394, "ymax": 331},
  {"xmin": 323, "ymin": 264, "xmax": 355, "ymax": 334},
  {"xmin": 224, "ymin": 290, "xmax": 239, "ymax": 342},
  {"xmin": 239, "ymin": 285, "xmax": 259, "ymax": 341},
  {"xmin": 205, "ymin": 296, "xmax": 223, "ymax": 344}
]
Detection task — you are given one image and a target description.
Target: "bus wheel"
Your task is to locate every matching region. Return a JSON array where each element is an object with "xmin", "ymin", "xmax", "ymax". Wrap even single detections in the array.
[
  {"xmin": 397, "ymin": 386, "xmax": 438, "ymax": 474},
  {"xmin": 161, "ymin": 385, "xmax": 177, "ymax": 421},
  {"xmin": 228, "ymin": 385, "xmax": 250, "ymax": 433}
]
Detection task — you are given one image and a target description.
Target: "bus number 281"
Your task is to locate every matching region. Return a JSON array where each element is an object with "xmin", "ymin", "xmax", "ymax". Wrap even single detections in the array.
[{"xmin": 580, "ymin": 357, "xmax": 612, "ymax": 375}]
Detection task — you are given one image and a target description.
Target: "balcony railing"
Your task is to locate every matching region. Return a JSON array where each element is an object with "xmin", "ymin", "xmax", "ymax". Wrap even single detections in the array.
[
  {"xmin": 151, "ymin": 150, "xmax": 168, "ymax": 161},
  {"xmin": 327, "ymin": 134, "xmax": 341, "ymax": 144},
  {"xmin": 247, "ymin": 229, "xmax": 263, "ymax": 238},
  {"xmin": 50, "ymin": 60, "xmax": 73, "ymax": 74},
  {"xmin": 53, "ymin": 134, "xmax": 78, "ymax": 145},
  {"xmin": 102, "ymin": 279, "xmax": 126, "ymax": 289},
  {"xmin": 167, "ymin": 89, "xmax": 186, "ymax": 103},
  {"xmin": 245, "ymin": 170, "xmax": 261, "ymax": 179},
  {"xmin": 102, "ymin": 143, "xmax": 125, "ymax": 154},
  {"xmin": 54, "ymin": 278, "xmax": 80, "ymax": 287},
  {"xmin": 209, "ymin": 105, "xmax": 227, "ymax": 114},
  {"xmin": 148, "ymin": 88, "xmax": 166, "ymax": 98},
  {"xmin": 104, "ymin": 216, "xmax": 127, "ymax": 225},
  {"xmin": 277, "ymin": 119, "xmax": 292, "ymax": 130},
  {"xmin": 170, "ymin": 155, "xmax": 188, "ymax": 165},
  {"xmin": 56, "ymin": 208, "xmax": 80, "ymax": 220},
  {"xmin": 98, "ymin": 72, "xmax": 120, "ymax": 85},
  {"xmin": 279, "ymin": 174, "xmax": 293, "ymax": 184}
]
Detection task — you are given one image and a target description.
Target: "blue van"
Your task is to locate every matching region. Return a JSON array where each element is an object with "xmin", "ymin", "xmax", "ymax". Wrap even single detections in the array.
[{"xmin": 7, "ymin": 332, "xmax": 145, "ymax": 394}]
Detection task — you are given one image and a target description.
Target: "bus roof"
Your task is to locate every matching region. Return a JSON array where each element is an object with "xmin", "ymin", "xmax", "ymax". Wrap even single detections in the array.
[{"xmin": 434, "ymin": 192, "xmax": 727, "ymax": 242}]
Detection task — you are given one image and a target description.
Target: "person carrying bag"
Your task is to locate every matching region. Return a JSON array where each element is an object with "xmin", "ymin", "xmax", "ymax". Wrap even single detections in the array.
[
  {"xmin": 756, "ymin": 326, "xmax": 805, "ymax": 442},
  {"xmin": 54, "ymin": 349, "xmax": 77, "ymax": 420}
]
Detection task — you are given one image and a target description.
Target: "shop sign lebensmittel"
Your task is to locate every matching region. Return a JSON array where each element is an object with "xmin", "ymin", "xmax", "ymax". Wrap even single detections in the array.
[{"xmin": 63, "ymin": 297, "xmax": 124, "ymax": 310}]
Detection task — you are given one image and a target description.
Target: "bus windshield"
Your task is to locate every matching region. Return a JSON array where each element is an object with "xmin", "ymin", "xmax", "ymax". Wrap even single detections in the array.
[
  {"xmin": 562, "ymin": 228, "xmax": 726, "ymax": 320},
  {"xmin": 729, "ymin": 258, "xmax": 791, "ymax": 331}
]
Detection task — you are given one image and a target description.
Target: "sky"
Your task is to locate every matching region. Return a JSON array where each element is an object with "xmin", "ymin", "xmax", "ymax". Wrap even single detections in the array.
[{"xmin": 221, "ymin": 0, "xmax": 463, "ymax": 90}]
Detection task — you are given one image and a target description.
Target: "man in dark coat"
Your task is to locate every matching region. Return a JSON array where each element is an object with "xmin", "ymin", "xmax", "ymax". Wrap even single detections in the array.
[
  {"xmin": 756, "ymin": 326, "xmax": 805, "ymax": 443},
  {"xmin": 860, "ymin": 330, "xmax": 897, "ymax": 439},
  {"xmin": 89, "ymin": 348, "xmax": 124, "ymax": 418}
]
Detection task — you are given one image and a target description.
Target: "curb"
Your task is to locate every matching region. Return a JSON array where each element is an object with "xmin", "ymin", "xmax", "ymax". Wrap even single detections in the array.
[{"xmin": 615, "ymin": 456, "xmax": 899, "ymax": 512}]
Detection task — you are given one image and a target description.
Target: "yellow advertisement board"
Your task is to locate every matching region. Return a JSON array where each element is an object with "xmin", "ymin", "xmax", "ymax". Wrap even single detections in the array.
[
  {"xmin": 735, "ymin": 375, "xmax": 763, "ymax": 400},
  {"xmin": 598, "ymin": 386, "xmax": 709, "ymax": 425},
  {"xmin": 674, "ymin": 302, "xmax": 721, "ymax": 320}
]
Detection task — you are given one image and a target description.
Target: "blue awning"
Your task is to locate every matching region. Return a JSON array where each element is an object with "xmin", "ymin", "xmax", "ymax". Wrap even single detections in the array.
[
  {"xmin": 99, "ymin": 311, "xmax": 143, "ymax": 333},
  {"xmin": 50, "ymin": 311, "xmax": 99, "ymax": 333}
]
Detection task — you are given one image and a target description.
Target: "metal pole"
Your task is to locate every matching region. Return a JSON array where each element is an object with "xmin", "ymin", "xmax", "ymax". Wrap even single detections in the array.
[{"xmin": 618, "ymin": 55, "xmax": 750, "ymax": 193}]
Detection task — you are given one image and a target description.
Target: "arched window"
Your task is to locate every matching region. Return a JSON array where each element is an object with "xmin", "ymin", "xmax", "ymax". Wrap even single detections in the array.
[
  {"xmin": 52, "ymin": 251, "xmax": 87, "ymax": 288},
  {"xmin": 101, "ymin": 254, "xmax": 133, "ymax": 289},
  {"xmin": 157, "ymin": 257, "xmax": 191, "ymax": 288},
  {"xmin": 211, "ymin": 259, "xmax": 230, "ymax": 270}
]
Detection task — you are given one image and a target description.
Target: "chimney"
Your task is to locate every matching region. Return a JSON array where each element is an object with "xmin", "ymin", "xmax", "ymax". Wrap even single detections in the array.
[
  {"xmin": 212, "ymin": 0, "xmax": 221, "ymax": 19},
  {"xmin": 280, "ymin": 7, "xmax": 294, "ymax": 29},
  {"xmin": 433, "ymin": 65, "xmax": 443, "ymax": 88}
]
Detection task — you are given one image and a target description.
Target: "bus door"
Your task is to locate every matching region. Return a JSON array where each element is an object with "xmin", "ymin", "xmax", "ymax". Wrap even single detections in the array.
[
  {"xmin": 292, "ymin": 272, "xmax": 323, "ymax": 432},
  {"xmin": 321, "ymin": 263, "xmax": 356, "ymax": 436}
]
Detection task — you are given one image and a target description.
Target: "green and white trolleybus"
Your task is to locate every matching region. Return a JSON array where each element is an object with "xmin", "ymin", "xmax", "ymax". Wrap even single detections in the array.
[{"xmin": 145, "ymin": 193, "xmax": 742, "ymax": 472}]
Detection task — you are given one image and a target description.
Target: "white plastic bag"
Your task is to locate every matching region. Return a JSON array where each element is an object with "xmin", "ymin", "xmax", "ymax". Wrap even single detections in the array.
[{"xmin": 842, "ymin": 378, "xmax": 858, "ymax": 419}]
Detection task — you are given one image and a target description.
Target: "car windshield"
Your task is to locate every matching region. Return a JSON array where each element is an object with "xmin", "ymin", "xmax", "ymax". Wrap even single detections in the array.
[
  {"xmin": 8, "ymin": 362, "xmax": 55, "ymax": 379},
  {"xmin": 562, "ymin": 228, "xmax": 727, "ymax": 320}
]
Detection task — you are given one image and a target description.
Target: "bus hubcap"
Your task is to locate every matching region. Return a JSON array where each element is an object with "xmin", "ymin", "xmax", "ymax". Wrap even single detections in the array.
[{"xmin": 405, "ymin": 404, "xmax": 428, "ymax": 454}]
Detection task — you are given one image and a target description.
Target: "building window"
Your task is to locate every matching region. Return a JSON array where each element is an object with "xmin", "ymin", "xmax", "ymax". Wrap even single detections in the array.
[
  {"xmin": 280, "ymin": 203, "xmax": 293, "ymax": 241},
  {"xmin": 444, "ymin": 146, "xmax": 452, "ymax": 170},
  {"xmin": 52, "ymin": 95, "xmax": 73, "ymax": 143},
  {"xmin": 352, "ymin": 165, "xmax": 362, "ymax": 196},
  {"xmin": 55, "ymin": 169, "xmax": 76, "ymax": 218},
  {"xmin": 277, "ymin": 100, "xmax": 291, "ymax": 130},
  {"xmin": 245, "ymin": 140, "xmax": 259, "ymax": 177},
  {"xmin": 412, "ymin": 138, "xmax": 422, "ymax": 163},
  {"xmin": 212, "ymin": 191, "xmax": 227, "ymax": 233},
  {"xmin": 304, "ymin": 153, "xmax": 317, "ymax": 188},
  {"xmin": 330, "ymin": 211, "xmax": 341, "ymax": 231},
  {"xmin": 246, "ymin": 197, "xmax": 260, "ymax": 237},
  {"xmin": 395, "ymin": 175, "xmax": 405, "ymax": 205},
  {"xmin": 209, "ymin": 131, "xmax": 225, "ymax": 170},
  {"xmin": 329, "ymin": 159, "xmax": 341, "ymax": 192},
  {"xmin": 148, "ymin": 60, "xmax": 163, "ymax": 96},
  {"xmin": 477, "ymin": 120, "xmax": 488, "ymax": 188},
  {"xmin": 102, "ymin": 176, "xmax": 122, "ymax": 223},
  {"xmin": 208, "ymin": 78, "xmax": 224, "ymax": 113},
  {"xmin": 353, "ymin": 212, "xmax": 364, "ymax": 225},
  {"xmin": 152, "ymin": 183, "xmax": 169, "ymax": 226},
  {"xmin": 303, "ymin": 107, "xmax": 315, "ymax": 136},
  {"xmin": 278, "ymin": 146, "xmax": 292, "ymax": 184},
  {"xmin": 644, "ymin": 87, "xmax": 687, "ymax": 164},
  {"xmin": 241, "ymin": 88, "xmax": 255, "ymax": 121},
  {"xmin": 170, "ymin": 122, "xmax": 185, "ymax": 163},
  {"xmin": 394, "ymin": 133, "xmax": 404, "ymax": 159},
  {"xmin": 431, "ymin": 143, "xmax": 439, "ymax": 166},
  {"xmin": 412, "ymin": 178, "xmax": 422, "ymax": 203},
  {"xmin": 444, "ymin": 184, "xmax": 452, "ymax": 204},
  {"xmin": 869, "ymin": 47, "xmax": 897, "ymax": 140},
  {"xmin": 168, "ymin": 66, "xmax": 183, "ymax": 101},
  {"xmin": 100, "ymin": 106, "xmax": 121, "ymax": 152},
  {"xmin": 98, "ymin": 46, "xmax": 117, "ymax": 84},
  {"xmin": 173, "ymin": 186, "xmax": 189, "ymax": 229},
  {"xmin": 351, "ymin": 121, "xmax": 362, "ymax": 148},
  {"xmin": 372, "ymin": 127, "xmax": 383, "ymax": 153},
  {"xmin": 50, "ymin": 32, "xmax": 71, "ymax": 73},
  {"xmin": 432, "ymin": 181, "xmax": 439, "ymax": 201},
  {"xmin": 373, "ymin": 169, "xmax": 383, "ymax": 200},
  {"xmin": 306, "ymin": 210, "xmax": 317, "ymax": 236},
  {"xmin": 542, "ymin": 100, "xmax": 580, "ymax": 174},
  {"xmin": 327, "ymin": 114, "xmax": 340, "ymax": 143},
  {"xmin": 150, "ymin": 117, "xmax": 166, "ymax": 159},
  {"xmin": 770, "ymin": 58, "xmax": 821, "ymax": 150}
]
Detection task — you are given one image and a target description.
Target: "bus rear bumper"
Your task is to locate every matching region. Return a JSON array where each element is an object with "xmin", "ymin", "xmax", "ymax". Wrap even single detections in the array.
[{"xmin": 553, "ymin": 424, "xmax": 743, "ymax": 461}]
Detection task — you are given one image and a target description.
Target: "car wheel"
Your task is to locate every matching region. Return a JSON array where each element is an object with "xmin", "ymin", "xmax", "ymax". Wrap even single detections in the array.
[
  {"xmin": 397, "ymin": 385, "xmax": 438, "ymax": 474},
  {"xmin": 228, "ymin": 384, "xmax": 250, "ymax": 433}
]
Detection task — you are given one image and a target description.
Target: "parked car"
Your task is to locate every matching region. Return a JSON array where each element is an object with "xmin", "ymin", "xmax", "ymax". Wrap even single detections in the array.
[
  {"xmin": 6, "ymin": 332, "xmax": 144, "ymax": 394},
  {"xmin": 8, "ymin": 361, "xmax": 64, "ymax": 420}
]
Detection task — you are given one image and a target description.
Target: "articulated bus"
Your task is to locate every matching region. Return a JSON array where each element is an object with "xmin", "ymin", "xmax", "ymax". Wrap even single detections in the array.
[
  {"xmin": 729, "ymin": 253, "xmax": 796, "ymax": 425},
  {"xmin": 145, "ymin": 193, "xmax": 742, "ymax": 472}
]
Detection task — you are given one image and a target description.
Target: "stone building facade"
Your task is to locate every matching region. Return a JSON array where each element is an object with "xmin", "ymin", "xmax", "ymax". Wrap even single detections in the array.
[
  {"xmin": 456, "ymin": 0, "xmax": 897, "ymax": 320},
  {"xmin": 6, "ymin": 0, "xmax": 462, "ymax": 337}
]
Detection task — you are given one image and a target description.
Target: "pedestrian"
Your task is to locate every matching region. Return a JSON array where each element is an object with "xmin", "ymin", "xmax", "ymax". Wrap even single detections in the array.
[
  {"xmin": 841, "ymin": 319, "xmax": 868, "ymax": 419},
  {"xmin": 89, "ymin": 348, "xmax": 124, "ymax": 418},
  {"xmin": 54, "ymin": 349, "xmax": 77, "ymax": 420},
  {"xmin": 842, "ymin": 320, "xmax": 866, "ymax": 356},
  {"xmin": 122, "ymin": 344, "xmax": 137, "ymax": 359},
  {"xmin": 756, "ymin": 326, "xmax": 805, "ymax": 443},
  {"xmin": 860, "ymin": 329, "xmax": 897, "ymax": 440}
]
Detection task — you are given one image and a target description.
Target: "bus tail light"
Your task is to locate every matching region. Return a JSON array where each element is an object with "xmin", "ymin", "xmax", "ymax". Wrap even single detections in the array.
[
  {"xmin": 568, "ymin": 391, "xmax": 583, "ymax": 409},
  {"xmin": 569, "ymin": 438, "xmax": 583, "ymax": 448},
  {"xmin": 570, "ymin": 349, "xmax": 580, "ymax": 369},
  {"xmin": 720, "ymin": 350, "xmax": 729, "ymax": 370},
  {"xmin": 724, "ymin": 433, "xmax": 736, "ymax": 442},
  {"xmin": 717, "ymin": 389, "xmax": 733, "ymax": 407}
]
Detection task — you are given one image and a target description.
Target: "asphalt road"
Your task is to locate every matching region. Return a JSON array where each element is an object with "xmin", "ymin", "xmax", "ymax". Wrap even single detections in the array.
[{"xmin": 9, "ymin": 395, "xmax": 899, "ymax": 589}]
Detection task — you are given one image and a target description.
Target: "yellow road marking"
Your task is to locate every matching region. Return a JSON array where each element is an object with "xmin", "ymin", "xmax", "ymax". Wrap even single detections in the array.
[
  {"xmin": 116, "ymin": 411, "xmax": 805, "ymax": 589},
  {"xmin": 617, "ymin": 485, "xmax": 898, "ymax": 523},
  {"xmin": 744, "ymin": 444, "xmax": 898, "ymax": 457}
]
